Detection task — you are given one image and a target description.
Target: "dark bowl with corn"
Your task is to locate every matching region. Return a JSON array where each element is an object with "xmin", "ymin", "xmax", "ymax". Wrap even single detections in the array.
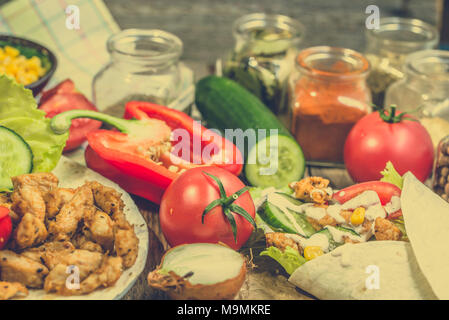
[{"xmin": 0, "ymin": 34, "xmax": 57, "ymax": 96}]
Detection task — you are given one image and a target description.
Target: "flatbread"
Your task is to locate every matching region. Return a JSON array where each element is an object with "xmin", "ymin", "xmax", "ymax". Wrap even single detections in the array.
[
  {"xmin": 288, "ymin": 241, "xmax": 437, "ymax": 300},
  {"xmin": 24, "ymin": 156, "xmax": 149, "ymax": 300},
  {"xmin": 401, "ymin": 172, "xmax": 449, "ymax": 300}
]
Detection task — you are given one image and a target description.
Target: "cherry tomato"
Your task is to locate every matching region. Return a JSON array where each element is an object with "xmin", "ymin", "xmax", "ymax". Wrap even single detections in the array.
[
  {"xmin": 344, "ymin": 107, "xmax": 434, "ymax": 183},
  {"xmin": 333, "ymin": 181, "xmax": 402, "ymax": 219},
  {"xmin": 159, "ymin": 166, "xmax": 255, "ymax": 250},
  {"xmin": 0, "ymin": 206, "xmax": 12, "ymax": 249},
  {"xmin": 39, "ymin": 80, "xmax": 101, "ymax": 152}
]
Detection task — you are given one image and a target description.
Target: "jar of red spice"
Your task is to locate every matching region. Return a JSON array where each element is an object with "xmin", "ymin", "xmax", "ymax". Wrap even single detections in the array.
[{"xmin": 289, "ymin": 46, "xmax": 372, "ymax": 164}]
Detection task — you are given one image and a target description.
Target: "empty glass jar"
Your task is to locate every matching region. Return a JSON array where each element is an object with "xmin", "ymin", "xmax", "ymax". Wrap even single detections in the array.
[
  {"xmin": 93, "ymin": 29, "xmax": 193, "ymax": 117},
  {"xmin": 365, "ymin": 17, "xmax": 439, "ymax": 107},
  {"xmin": 385, "ymin": 50, "xmax": 449, "ymax": 148}
]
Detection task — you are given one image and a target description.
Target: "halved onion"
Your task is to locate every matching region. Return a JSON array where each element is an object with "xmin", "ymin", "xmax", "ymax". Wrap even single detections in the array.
[{"xmin": 147, "ymin": 243, "xmax": 246, "ymax": 300}]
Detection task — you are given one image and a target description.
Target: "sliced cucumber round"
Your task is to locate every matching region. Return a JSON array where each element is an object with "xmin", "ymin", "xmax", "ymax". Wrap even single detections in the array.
[
  {"xmin": 0, "ymin": 126, "xmax": 33, "ymax": 191},
  {"xmin": 245, "ymin": 134, "xmax": 305, "ymax": 188}
]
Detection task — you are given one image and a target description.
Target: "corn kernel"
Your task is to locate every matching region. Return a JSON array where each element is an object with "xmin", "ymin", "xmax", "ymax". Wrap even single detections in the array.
[
  {"xmin": 350, "ymin": 207, "xmax": 366, "ymax": 226},
  {"xmin": 304, "ymin": 246, "xmax": 324, "ymax": 261},
  {"xmin": 5, "ymin": 46, "xmax": 19, "ymax": 57}
]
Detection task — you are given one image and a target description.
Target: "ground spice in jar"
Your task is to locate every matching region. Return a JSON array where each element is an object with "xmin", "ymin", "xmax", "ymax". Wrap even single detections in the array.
[{"xmin": 290, "ymin": 47, "xmax": 372, "ymax": 163}]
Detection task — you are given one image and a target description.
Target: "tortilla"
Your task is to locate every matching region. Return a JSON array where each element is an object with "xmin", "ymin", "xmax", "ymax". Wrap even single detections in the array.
[
  {"xmin": 24, "ymin": 156, "xmax": 149, "ymax": 300},
  {"xmin": 401, "ymin": 172, "xmax": 449, "ymax": 300},
  {"xmin": 288, "ymin": 241, "xmax": 437, "ymax": 300}
]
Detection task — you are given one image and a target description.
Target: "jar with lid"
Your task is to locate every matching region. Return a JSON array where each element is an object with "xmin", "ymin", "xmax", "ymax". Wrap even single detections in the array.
[
  {"xmin": 385, "ymin": 50, "xmax": 449, "ymax": 148},
  {"xmin": 93, "ymin": 29, "xmax": 193, "ymax": 117},
  {"xmin": 365, "ymin": 17, "xmax": 439, "ymax": 107},
  {"xmin": 223, "ymin": 13, "xmax": 304, "ymax": 124},
  {"xmin": 289, "ymin": 46, "xmax": 372, "ymax": 164}
]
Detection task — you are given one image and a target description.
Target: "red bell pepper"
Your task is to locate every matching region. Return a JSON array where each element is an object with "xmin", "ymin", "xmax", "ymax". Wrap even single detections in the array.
[{"xmin": 51, "ymin": 102, "xmax": 243, "ymax": 204}]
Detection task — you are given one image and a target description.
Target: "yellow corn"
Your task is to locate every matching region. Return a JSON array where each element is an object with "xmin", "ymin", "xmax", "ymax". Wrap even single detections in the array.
[
  {"xmin": 0, "ymin": 46, "xmax": 45, "ymax": 85},
  {"xmin": 304, "ymin": 246, "xmax": 324, "ymax": 261},
  {"xmin": 350, "ymin": 207, "xmax": 365, "ymax": 226}
]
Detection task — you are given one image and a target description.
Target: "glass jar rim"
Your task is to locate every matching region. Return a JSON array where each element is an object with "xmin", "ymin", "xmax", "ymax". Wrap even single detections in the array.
[
  {"xmin": 232, "ymin": 13, "xmax": 304, "ymax": 42},
  {"xmin": 296, "ymin": 46, "xmax": 370, "ymax": 80},
  {"xmin": 107, "ymin": 29, "xmax": 183, "ymax": 62},
  {"xmin": 405, "ymin": 49, "xmax": 449, "ymax": 82},
  {"xmin": 366, "ymin": 17, "xmax": 439, "ymax": 50}
]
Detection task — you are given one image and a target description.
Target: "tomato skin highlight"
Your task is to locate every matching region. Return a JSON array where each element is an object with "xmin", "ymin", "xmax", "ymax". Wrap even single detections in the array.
[
  {"xmin": 0, "ymin": 206, "xmax": 12, "ymax": 250},
  {"xmin": 344, "ymin": 111, "xmax": 434, "ymax": 183},
  {"xmin": 333, "ymin": 181, "xmax": 402, "ymax": 219},
  {"xmin": 159, "ymin": 166, "xmax": 255, "ymax": 250}
]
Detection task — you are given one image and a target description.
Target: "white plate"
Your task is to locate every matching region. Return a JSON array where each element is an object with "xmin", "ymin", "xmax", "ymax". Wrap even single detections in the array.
[{"xmin": 23, "ymin": 156, "xmax": 149, "ymax": 300}]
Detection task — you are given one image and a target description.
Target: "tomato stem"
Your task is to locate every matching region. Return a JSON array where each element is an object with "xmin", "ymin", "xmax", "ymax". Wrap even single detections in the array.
[
  {"xmin": 201, "ymin": 172, "xmax": 256, "ymax": 243},
  {"xmin": 374, "ymin": 104, "xmax": 410, "ymax": 124}
]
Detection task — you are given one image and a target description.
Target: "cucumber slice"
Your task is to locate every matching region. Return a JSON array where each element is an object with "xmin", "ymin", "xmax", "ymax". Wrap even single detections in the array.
[
  {"xmin": 257, "ymin": 201, "xmax": 316, "ymax": 237},
  {"xmin": 0, "ymin": 126, "xmax": 33, "ymax": 191},
  {"xmin": 274, "ymin": 192, "xmax": 303, "ymax": 206},
  {"xmin": 315, "ymin": 228, "xmax": 339, "ymax": 251},
  {"xmin": 245, "ymin": 135, "xmax": 305, "ymax": 188}
]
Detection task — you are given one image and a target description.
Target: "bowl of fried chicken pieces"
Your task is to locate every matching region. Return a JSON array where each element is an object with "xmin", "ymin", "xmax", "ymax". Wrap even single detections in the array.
[{"xmin": 0, "ymin": 158, "xmax": 147, "ymax": 300}]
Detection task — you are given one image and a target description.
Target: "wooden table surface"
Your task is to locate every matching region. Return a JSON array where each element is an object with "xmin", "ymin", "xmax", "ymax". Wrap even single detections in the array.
[{"xmin": 100, "ymin": 0, "xmax": 438, "ymax": 300}]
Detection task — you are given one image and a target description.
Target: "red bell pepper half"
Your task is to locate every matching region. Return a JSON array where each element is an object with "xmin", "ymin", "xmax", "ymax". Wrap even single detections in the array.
[{"xmin": 50, "ymin": 102, "xmax": 243, "ymax": 204}]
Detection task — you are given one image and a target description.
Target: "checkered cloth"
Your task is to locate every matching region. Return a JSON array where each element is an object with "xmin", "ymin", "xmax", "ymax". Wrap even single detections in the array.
[{"xmin": 0, "ymin": 0, "xmax": 120, "ymax": 99}]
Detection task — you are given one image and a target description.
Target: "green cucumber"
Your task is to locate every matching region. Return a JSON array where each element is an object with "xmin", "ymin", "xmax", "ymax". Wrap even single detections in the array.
[
  {"xmin": 195, "ymin": 76, "xmax": 305, "ymax": 188},
  {"xmin": 315, "ymin": 228, "xmax": 339, "ymax": 251},
  {"xmin": 0, "ymin": 126, "xmax": 33, "ymax": 191},
  {"xmin": 257, "ymin": 200, "xmax": 315, "ymax": 237},
  {"xmin": 274, "ymin": 192, "xmax": 303, "ymax": 206}
]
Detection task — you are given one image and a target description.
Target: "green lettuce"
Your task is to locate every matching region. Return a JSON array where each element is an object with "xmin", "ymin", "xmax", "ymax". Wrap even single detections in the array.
[
  {"xmin": 260, "ymin": 246, "xmax": 306, "ymax": 275},
  {"xmin": 380, "ymin": 161, "xmax": 403, "ymax": 189},
  {"xmin": 0, "ymin": 75, "xmax": 68, "ymax": 174}
]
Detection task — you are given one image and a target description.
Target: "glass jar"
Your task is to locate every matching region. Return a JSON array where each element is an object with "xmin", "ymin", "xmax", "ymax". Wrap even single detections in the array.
[
  {"xmin": 385, "ymin": 50, "xmax": 449, "ymax": 148},
  {"xmin": 365, "ymin": 17, "xmax": 439, "ymax": 107},
  {"xmin": 223, "ymin": 13, "xmax": 304, "ymax": 124},
  {"xmin": 93, "ymin": 29, "xmax": 193, "ymax": 117},
  {"xmin": 289, "ymin": 46, "xmax": 371, "ymax": 164}
]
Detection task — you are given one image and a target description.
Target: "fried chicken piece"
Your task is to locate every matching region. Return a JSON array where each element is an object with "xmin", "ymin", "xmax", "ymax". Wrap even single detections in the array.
[
  {"xmin": 0, "ymin": 250, "xmax": 49, "ymax": 288},
  {"xmin": 374, "ymin": 217, "xmax": 401, "ymax": 241},
  {"xmin": 114, "ymin": 226, "xmax": 139, "ymax": 269},
  {"xmin": 44, "ymin": 188, "xmax": 76, "ymax": 219},
  {"xmin": 265, "ymin": 232, "xmax": 302, "ymax": 254},
  {"xmin": 13, "ymin": 213, "xmax": 48, "ymax": 249},
  {"xmin": 75, "ymin": 256, "xmax": 123, "ymax": 295},
  {"xmin": 11, "ymin": 173, "xmax": 58, "ymax": 220},
  {"xmin": 44, "ymin": 250, "xmax": 104, "ymax": 295},
  {"xmin": 45, "ymin": 256, "xmax": 122, "ymax": 296},
  {"xmin": 21, "ymin": 241, "xmax": 75, "ymax": 264},
  {"xmin": 48, "ymin": 185, "xmax": 94, "ymax": 240},
  {"xmin": 289, "ymin": 177, "xmax": 332, "ymax": 204},
  {"xmin": 88, "ymin": 181, "xmax": 124, "ymax": 217},
  {"xmin": 84, "ymin": 210, "xmax": 114, "ymax": 251},
  {"xmin": 0, "ymin": 281, "xmax": 28, "ymax": 300},
  {"xmin": 43, "ymin": 249, "xmax": 103, "ymax": 275},
  {"xmin": 43, "ymin": 264, "xmax": 71, "ymax": 294},
  {"xmin": 306, "ymin": 214, "xmax": 338, "ymax": 231},
  {"xmin": 72, "ymin": 233, "xmax": 103, "ymax": 253}
]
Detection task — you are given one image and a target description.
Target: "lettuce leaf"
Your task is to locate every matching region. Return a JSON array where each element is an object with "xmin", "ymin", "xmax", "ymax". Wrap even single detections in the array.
[
  {"xmin": 260, "ymin": 246, "xmax": 306, "ymax": 275},
  {"xmin": 0, "ymin": 75, "xmax": 68, "ymax": 174},
  {"xmin": 380, "ymin": 161, "xmax": 403, "ymax": 189}
]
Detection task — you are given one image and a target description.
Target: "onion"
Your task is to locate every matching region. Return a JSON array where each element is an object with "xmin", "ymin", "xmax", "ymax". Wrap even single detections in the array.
[{"xmin": 147, "ymin": 243, "xmax": 246, "ymax": 300}]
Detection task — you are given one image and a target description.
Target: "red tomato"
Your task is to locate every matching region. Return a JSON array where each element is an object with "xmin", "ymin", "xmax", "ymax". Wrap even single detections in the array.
[
  {"xmin": 333, "ymin": 181, "xmax": 402, "ymax": 219},
  {"xmin": 159, "ymin": 166, "xmax": 255, "ymax": 250},
  {"xmin": 0, "ymin": 206, "xmax": 12, "ymax": 249},
  {"xmin": 39, "ymin": 81, "xmax": 102, "ymax": 152},
  {"xmin": 344, "ymin": 109, "xmax": 434, "ymax": 182}
]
